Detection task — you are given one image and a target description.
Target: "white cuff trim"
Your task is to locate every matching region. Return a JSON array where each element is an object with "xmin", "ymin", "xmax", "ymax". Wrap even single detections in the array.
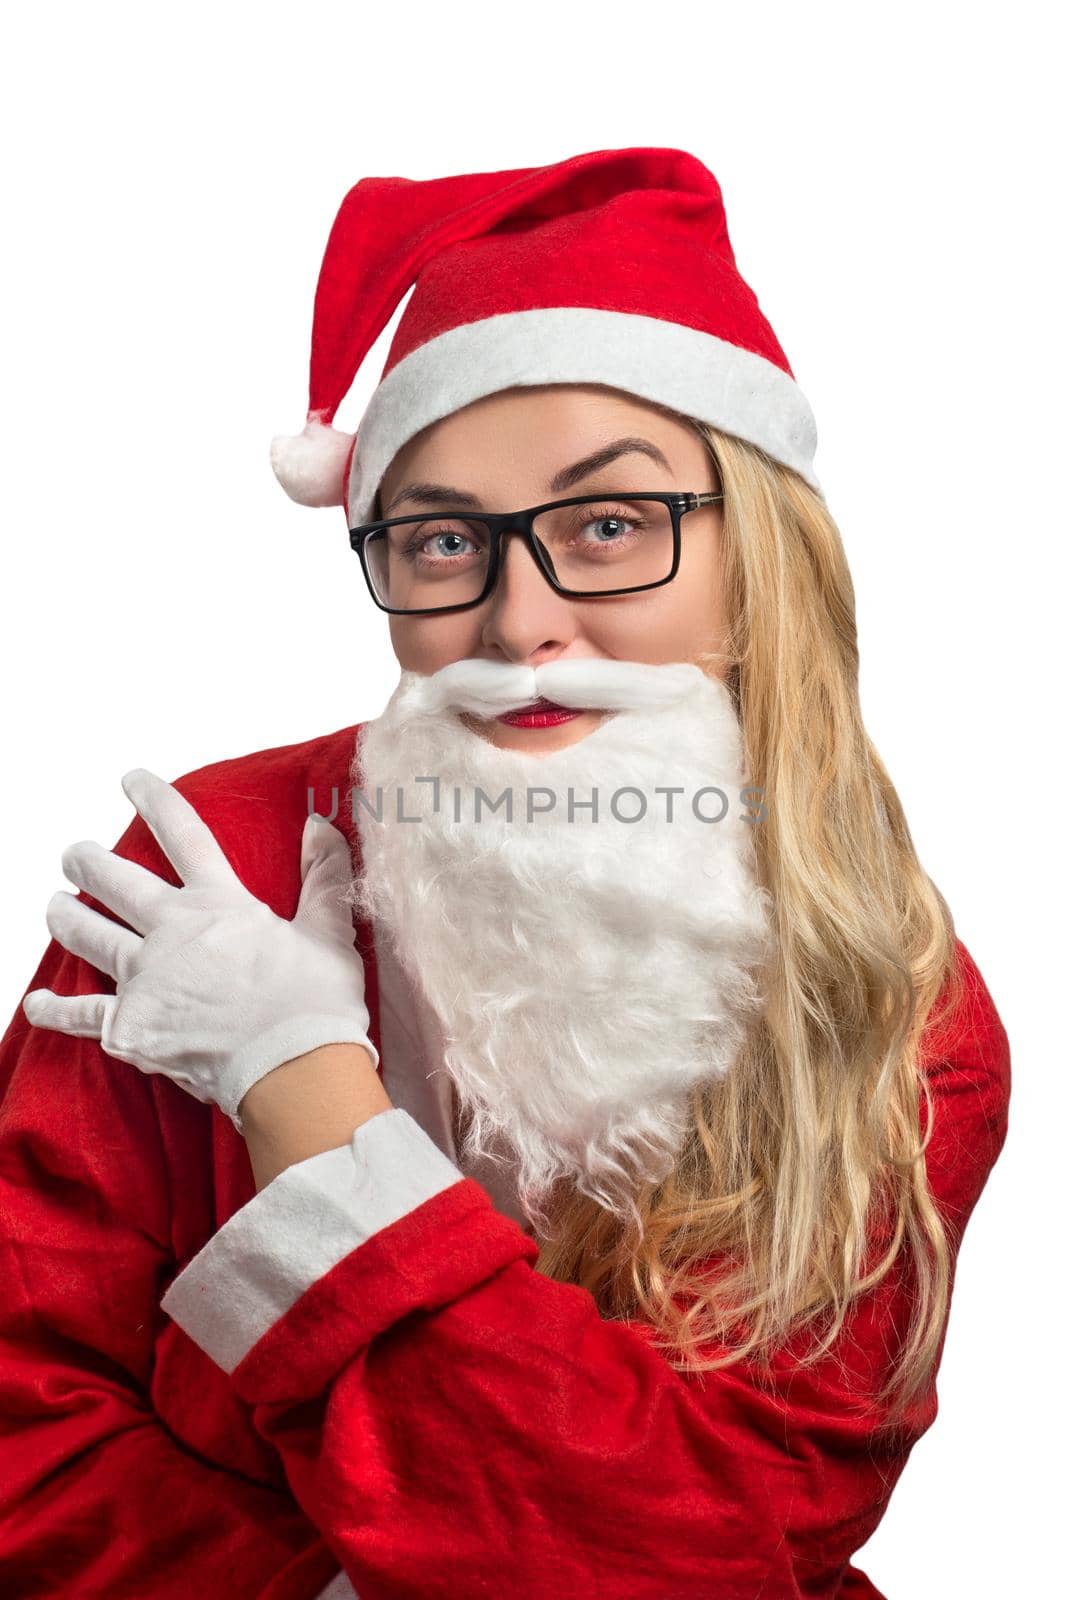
[
  {"xmin": 314, "ymin": 1570, "xmax": 359, "ymax": 1598},
  {"xmin": 160, "ymin": 1108, "xmax": 464, "ymax": 1373}
]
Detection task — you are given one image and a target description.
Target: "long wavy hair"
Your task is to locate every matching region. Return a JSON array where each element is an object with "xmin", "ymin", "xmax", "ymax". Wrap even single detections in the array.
[{"xmin": 531, "ymin": 420, "xmax": 965, "ymax": 1433}]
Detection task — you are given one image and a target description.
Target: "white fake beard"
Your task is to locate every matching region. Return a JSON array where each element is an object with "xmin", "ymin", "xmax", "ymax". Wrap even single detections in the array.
[{"xmin": 345, "ymin": 657, "xmax": 775, "ymax": 1236}]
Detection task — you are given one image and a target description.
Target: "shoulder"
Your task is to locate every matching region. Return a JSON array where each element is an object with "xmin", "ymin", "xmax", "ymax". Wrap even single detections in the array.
[
  {"xmin": 107, "ymin": 721, "xmax": 367, "ymax": 915},
  {"xmin": 918, "ymin": 935, "xmax": 1012, "ymax": 1234},
  {"xmin": 171, "ymin": 719, "xmax": 363, "ymax": 828}
]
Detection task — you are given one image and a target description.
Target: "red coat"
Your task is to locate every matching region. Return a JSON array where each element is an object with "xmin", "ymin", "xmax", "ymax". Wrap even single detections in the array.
[{"xmin": 0, "ymin": 722, "xmax": 1012, "ymax": 1599}]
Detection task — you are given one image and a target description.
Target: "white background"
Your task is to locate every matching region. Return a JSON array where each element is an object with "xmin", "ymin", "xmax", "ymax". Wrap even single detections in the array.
[{"xmin": 2, "ymin": 3, "xmax": 1061, "ymax": 1591}]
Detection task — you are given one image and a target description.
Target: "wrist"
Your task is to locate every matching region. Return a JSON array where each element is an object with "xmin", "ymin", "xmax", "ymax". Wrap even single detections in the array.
[{"xmin": 239, "ymin": 1043, "xmax": 393, "ymax": 1189}]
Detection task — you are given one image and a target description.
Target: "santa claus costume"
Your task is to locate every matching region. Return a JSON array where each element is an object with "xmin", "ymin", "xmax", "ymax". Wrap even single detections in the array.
[{"xmin": 0, "ymin": 148, "xmax": 1010, "ymax": 1599}]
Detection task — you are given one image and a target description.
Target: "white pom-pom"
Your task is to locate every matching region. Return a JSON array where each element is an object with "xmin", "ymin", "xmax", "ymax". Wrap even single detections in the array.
[{"xmin": 270, "ymin": 416, "xmax": 355, "ymax": 508}]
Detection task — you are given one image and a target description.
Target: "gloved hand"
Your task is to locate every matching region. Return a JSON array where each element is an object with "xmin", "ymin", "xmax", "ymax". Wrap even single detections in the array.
[{"xmin": 22, "ymin": 767, "xmax": 380, "ymax": 1133}]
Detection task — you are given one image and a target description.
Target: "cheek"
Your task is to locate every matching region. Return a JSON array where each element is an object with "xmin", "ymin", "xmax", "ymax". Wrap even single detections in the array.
[
  {"xmin": 389, "ymin": 613, "xmax": 485, "ymax": 673},
  {"xmin": 579, "ymin": 546, "xmax": 725, "ymax": 665}
]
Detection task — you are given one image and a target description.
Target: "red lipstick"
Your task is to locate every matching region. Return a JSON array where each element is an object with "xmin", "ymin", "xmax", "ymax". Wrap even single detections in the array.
[{"xmin": 496, "ymin": 698, "xmax": 583, "ymax": 728}]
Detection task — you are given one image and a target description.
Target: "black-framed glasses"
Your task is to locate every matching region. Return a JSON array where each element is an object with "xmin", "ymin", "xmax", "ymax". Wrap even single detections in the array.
[{"xmin": 348, "ymin": 490, "xmax": 724, "ymax": 615}]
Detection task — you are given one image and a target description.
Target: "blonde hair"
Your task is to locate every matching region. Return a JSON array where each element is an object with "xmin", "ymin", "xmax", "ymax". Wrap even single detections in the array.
[{"xmin": 532, "ymin": 422, "xmax": 965, "ymax": 1433}]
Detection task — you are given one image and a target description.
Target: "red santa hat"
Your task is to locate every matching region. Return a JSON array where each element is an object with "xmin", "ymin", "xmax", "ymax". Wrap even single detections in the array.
[{"xmin": 270, "ymin": 145, "xmax": 820, "ymax": 525}]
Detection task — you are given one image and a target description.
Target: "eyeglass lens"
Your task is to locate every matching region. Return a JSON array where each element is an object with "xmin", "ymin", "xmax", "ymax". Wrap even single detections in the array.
[{"xmin": 364, "ymin": 496, "xmax": 675, "ymax": 611}]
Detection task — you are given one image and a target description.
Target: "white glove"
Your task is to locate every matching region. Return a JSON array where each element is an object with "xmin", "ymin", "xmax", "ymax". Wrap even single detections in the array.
[{"xmin": 22, "ymin": 767, "xmax": 380, "ymax": 1133}]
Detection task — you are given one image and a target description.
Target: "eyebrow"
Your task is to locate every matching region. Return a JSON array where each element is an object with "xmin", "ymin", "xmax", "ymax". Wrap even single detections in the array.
[{"xmin": 380, "ymin": 436, "xmax": 673, "ymax": 516}]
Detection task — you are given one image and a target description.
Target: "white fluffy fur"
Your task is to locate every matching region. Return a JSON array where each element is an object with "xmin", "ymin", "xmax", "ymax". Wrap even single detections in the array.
[
  {"xmin": 270, "ymin": 415, "xmax": 355, "ymax": 508},
  {"xmin": 410, "ymin": 655, "xmax": 716, "ymax": 721},
  {"xmin": 345, "ymin": 307, "xmax": 821, "ymax": 526},
  {"xmin": 346, "ymin": 656, "xmax": 776, "ymax": 1235}
]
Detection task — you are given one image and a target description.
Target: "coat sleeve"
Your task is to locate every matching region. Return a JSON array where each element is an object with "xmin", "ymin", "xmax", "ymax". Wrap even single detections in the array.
[
  {"xmin": 0, "ymin": 826, "xmax": 344, "ymax": 1600},
  {"xmin": 160, "ymin": 1061, "xmax": 1000, "ymax": 1600}
]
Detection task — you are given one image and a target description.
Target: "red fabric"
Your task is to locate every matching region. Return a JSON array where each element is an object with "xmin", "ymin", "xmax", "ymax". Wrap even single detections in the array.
[
  {"xmin": 0, "ymin": 722, "xmax": 1011, "ymax": 1598},
  {"xmin": 307, "ymin": 148, "xmax": 794, "ymax": 427}
]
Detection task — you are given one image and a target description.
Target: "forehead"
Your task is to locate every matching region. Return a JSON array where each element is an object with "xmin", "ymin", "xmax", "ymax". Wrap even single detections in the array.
[{"xmin": 379, "ymin": 384, "xmax": 701, "ymax": 485}]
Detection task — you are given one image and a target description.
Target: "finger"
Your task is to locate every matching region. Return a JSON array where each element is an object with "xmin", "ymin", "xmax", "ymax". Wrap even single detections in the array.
[
  {"xmin": 60, "ymin": 838, "xmax": 175, "ymax": 936},
  {"xmin": 120, "ymin": 768, "xmax": 233, "ymax": 886},
  {"xmin": 45, "ymin": 889, "xmax": 143, "ymax": 984},
  {"xmin": 295, "ymin": 815, "xmax": 358, "ymax": 942},
  {"xmin": 22, "ymin": 987, "xmax": 116, "ymax": 1040}
]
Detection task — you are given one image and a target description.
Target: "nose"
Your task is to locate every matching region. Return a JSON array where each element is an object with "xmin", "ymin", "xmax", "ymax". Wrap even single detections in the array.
[{"xmin": 478, "ymin": 528, "xmax": 579, "ymax": 659}]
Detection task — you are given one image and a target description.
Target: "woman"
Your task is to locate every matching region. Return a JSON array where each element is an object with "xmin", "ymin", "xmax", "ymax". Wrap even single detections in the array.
[{"xmin": 0, "ymin": 149, "xmax": 1010, "ymax": 1598}]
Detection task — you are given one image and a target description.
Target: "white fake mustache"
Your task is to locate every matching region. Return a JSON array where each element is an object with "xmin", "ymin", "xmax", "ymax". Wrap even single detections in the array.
[{"xmin": 389, "ymin": 655, "xmax": 711, "ymax": 722}]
